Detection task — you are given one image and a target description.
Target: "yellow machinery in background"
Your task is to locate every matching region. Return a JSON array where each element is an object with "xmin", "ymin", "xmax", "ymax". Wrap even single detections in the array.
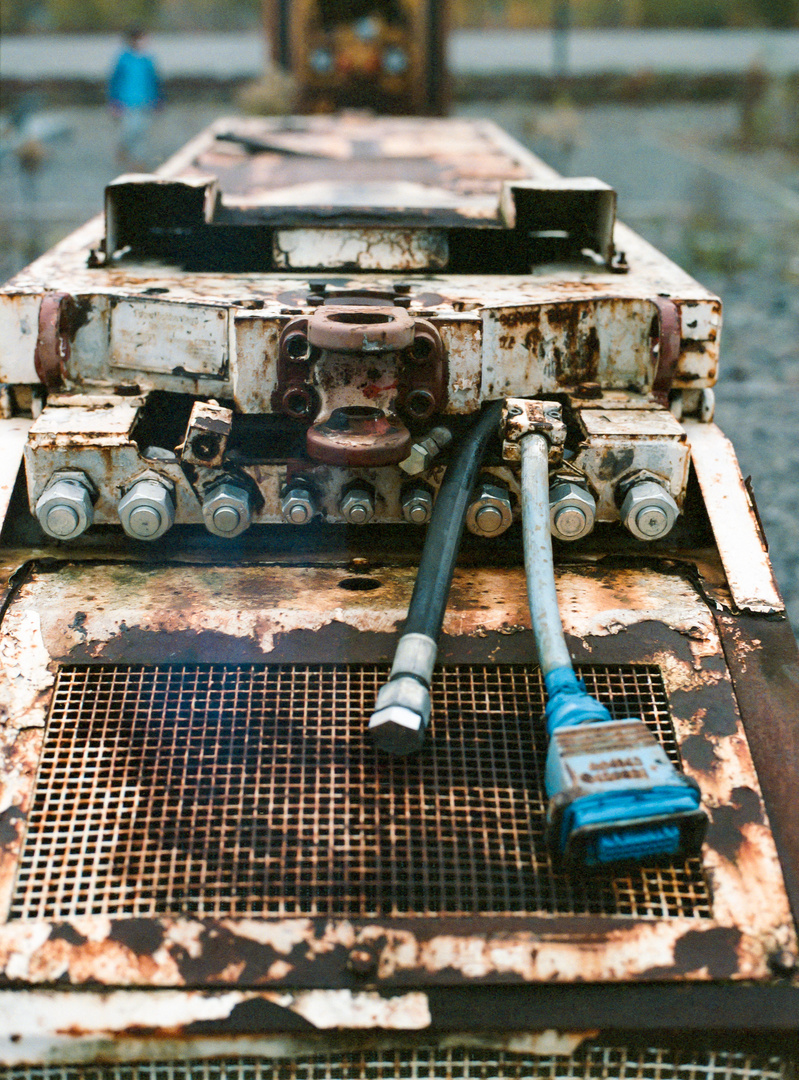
[{"xmin": 265, "ymin": 0, "xmax": 449, "ymax": 113}]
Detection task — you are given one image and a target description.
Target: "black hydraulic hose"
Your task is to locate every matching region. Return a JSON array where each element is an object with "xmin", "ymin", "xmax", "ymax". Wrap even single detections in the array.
[
  {"xmin": 403, "ymin": 399, "xmax": 504, "ymax": 639},
  {"xmin": 369, "ymin": 400, "xmax": 505, "ymax": 754}
]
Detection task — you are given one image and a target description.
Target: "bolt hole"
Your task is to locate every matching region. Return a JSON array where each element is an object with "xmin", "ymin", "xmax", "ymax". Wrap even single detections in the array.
[
  {"xmin": 285, "ymin": 333, "xmax": 311, "ymax": 361},
  {"xmin": 190, "ymin": 433, "xmax": 220, "ymax": 460},
  {"xmin": 410, "ymin": 335, "xmax": 434, "ymax": 361},
  {"xmin": 338, "ymin": 576, "xmax": 382, "ymax": 591},
  {"xmin": 284, "ymin": 389, "xmax": 312, "ymax": 418},
  {"xmin": 405, "ymin": 389, "xmax": 436, "ymax": 420}
]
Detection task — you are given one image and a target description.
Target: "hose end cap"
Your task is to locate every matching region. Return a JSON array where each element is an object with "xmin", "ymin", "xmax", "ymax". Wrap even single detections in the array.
[
  {"xmin": 369, "ymin": 675, "xmax": 431, "ymax": 755},
  {"xmin": 369, "ymin": 705, "xmax": 427, "ymax": 755}
]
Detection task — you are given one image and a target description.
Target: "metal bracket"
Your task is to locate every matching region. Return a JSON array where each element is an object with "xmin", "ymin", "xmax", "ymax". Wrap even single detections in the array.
[
  {"xmin": 272, "ymin": 308, "xmax": 446, "ymax": 427},
  {"xmin": 651, "ymin": 297, "xmax": 682, "ymax": 404},
  {"xmin": 34, "ymin": 292, "xmax": 75, "ymax": 390},
  {"xmin": 180, "ymin": 400, "xmax": 233, "ymax": 468},
  {"xmin": 501, "ymin": 398, "xmax": 567, "ymax": 464}
]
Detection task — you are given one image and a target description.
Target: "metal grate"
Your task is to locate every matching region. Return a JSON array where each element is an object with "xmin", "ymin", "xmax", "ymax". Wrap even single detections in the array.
[
  {"xmin": 11, "ymin": 663, "xmax": 711, "ymax": 921},
  {"xmin": 0, "ymin": 1047, "xmax": 791, "ymax": 1080}
]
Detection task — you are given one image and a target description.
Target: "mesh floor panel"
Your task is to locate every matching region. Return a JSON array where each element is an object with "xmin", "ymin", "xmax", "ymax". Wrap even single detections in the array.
[
  {"xmin": 0, "ymin": 1048, "xmax": 790, "ymax": 1080},
  {"xmin": 10, "ymin": 663, "xmax": 711, "ymax": 920}
]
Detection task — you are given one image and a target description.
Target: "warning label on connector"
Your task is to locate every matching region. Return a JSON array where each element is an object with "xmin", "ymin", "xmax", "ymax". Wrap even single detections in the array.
[{"xmin": 553, "ymin": 720, "xmax": 677, "ymax": 791}]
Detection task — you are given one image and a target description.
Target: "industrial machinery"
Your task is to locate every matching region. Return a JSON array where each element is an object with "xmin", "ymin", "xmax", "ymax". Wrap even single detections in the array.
[
  {"xmin": 266, "ymin": 0, "xmax": 448, "ymax": 113},
  {"xmin": 0, "ymin": 114, "xmax": 797, "ymax": 1076}
]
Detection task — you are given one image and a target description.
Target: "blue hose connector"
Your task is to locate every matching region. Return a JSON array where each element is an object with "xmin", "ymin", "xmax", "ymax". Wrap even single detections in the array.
[
  {"xmin": 543, "ymin": 667, "xmax": 707, "ymax": 869},
  {"xmin": 544, "ymin": 666, "xmax": 612, "ymax": 735}
]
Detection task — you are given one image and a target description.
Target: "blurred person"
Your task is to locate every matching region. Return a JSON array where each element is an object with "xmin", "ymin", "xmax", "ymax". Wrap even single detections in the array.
[{"xmin": 108, "ymin": 27, "xmax": 163, "ymax": 171}]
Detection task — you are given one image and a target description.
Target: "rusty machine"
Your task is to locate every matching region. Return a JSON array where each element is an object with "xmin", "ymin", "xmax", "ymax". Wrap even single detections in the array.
[
  {"xmin": 266, "ymin": 0, "xmax": 448, "ymax": 113},
  {"xmin": 0, "ymin": 114, "xmax": 797, "ymax": 1076}
]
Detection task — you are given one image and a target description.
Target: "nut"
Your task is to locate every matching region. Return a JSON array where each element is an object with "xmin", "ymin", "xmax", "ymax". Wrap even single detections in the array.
[
  {"xmin": 466, "ymin": 480, "xmax": 513, "ymax": 537},
  {"xmin": 401, "ymin": 485, "xmax": 433, "ymax": 525},
  {"xmin": 281, "ymin": 486, "xmax": 317, "ymax": 525},
  {"xmin": 399, "ymin": 426, "xmax": 451, "ymax": 476},
  {"xmin": 621, "ymin": 481, "xmax": 679, "ymax": 541},
  {"xmin": 369, "ymin": 675, "xmax": 431, "ymax": 755},
  {"xmin": 118, "ymin": 478, "xmax": 175, "ymax": 541},
  {"xmin": 35, "ymin": 476, "xmax": 94, "ymax": 540},
  {"xmin": 549, "ymin": 482, "xmax": 596, "ymax": 542},
  {"xmin": 340, "ymin": 487, "xmax": 374, "ymax": 525},
  {"xmin": 202, "ymin": 481, "xmax": 251, "ymax": 538}
]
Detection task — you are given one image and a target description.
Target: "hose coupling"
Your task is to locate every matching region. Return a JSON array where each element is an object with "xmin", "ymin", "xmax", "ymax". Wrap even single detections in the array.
[
  {"xmin": 544, "ymin": 666, "xmax": 612, "ymax": 736},
  {"xmin": 502, "ymin": 398, "xmax": 567, "ymax": 463}
]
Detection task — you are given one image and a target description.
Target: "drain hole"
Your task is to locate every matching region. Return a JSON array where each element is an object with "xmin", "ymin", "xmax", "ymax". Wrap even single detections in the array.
[{"xmin": 338, "ymin": 576, "xmax": 382, "ymax": 591}]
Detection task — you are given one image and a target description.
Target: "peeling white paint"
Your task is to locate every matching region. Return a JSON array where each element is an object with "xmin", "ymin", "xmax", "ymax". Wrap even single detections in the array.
[{"xmin": 0, "ymin": 610, "xmax": 55, "ymax": 730}]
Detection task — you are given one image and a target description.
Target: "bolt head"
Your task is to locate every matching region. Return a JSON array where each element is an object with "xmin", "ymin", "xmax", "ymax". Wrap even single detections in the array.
[
  {"xmin": 621, "ymin": 481, "xmax": 679, "ymax": 541},
  {"xmin": 202, "ymin": 482, "xmax": 251, "ymax": 538},
  {"xmin": 118, "ymin": 479, "xmax": 175, "ymax": 541},
  {"xmin": 281, "ymin": 487, "xmax": 316, "ymax": 525},
  {"xmin": 466, "ymin": 482, "xmax": 513, "ymax": 537},
  {"xmin": 401, "ymin": 486, "xmax": 433, "ymax": 525},
  {"xmin": 36, "ymin": 477, "xmax": 94, "ymax": 540},
  {"xmin": 341, "ymin": 488, "xmax": 374, "ymax": 525},
  {"xmin": 549, "ymin": 482, "xmax": 596, "ymax": 542}
]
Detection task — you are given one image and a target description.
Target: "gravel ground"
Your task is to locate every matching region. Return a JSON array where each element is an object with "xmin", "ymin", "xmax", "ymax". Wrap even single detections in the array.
[{"xmin": 1, "ymin": 99, "xmax": 797, "ymax": 633}]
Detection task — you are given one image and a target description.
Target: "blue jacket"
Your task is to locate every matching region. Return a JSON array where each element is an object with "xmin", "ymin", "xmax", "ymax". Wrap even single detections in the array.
[{"xmin": 108, "ymin": 49, "xmax": 162, "ymax": 109}]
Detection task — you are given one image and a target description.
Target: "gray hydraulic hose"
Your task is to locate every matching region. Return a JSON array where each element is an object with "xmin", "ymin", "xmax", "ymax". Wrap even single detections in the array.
[
  {"xmin": 519, "ymin": 431, "xmax": 610, "ymax": 734},
  {"xmin": 520, "ymin": 433, "xmax": 572, "ymax": 676}
]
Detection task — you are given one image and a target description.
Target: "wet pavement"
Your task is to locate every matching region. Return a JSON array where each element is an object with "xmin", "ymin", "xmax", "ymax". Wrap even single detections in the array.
[{"xmin": 0, "ymin": 98, "xmax": 797, "ymax": 633}]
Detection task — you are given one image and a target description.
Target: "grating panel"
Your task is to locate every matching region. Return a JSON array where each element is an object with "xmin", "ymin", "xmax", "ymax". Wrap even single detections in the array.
[
  {"xmin": 11, "ymin": 663, "xmax": 711, "ymax": 921},
  {"xmin": 0, "ymin": 1047, "xmax": 791, "ymax": 1080}
]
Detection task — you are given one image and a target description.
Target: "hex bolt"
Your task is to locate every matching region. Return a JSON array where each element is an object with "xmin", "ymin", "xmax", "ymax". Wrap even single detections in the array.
[
  {"xmin": 340, "ymin": 487, "xmax": 375, "ymax": 525},
  {"xmin": 399, "ymin": 426, "xmax": 453, "ymax": 476},
  {"xmin": 466, "ymin": 480, "xmax": 513, "ymax": 538},
  {"xmin": 620, "ymin": 480, "xmax": 679, "ymax": 541},
  {"xmin": 401, "ymin": 485, "xmax": 433, "ymax": 525},
  {"xmin": 202, "ymin": 482, "xmax": 252, "ymax": 538},
  {"xmin": 281, "ymin": 486, "xmax": 317, "ymax": 525},
  {"xmin": 35, "ymin": 476, "xmax": 94, "ymax": 540},
  {"xmin": 118, "ymin": 478, "xmax": 175, "ymax": 541},
  {"xmin": 549, "ymin": 482, "xmax": 596, "ymax": 542}
]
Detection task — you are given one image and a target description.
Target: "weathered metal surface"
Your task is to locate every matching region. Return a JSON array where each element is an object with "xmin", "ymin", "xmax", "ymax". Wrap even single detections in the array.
[
  {"xmin": 0, "ymin": 1008, "xmax": 606, "ymax": 1069},
  {"xmin": 574, "ymin": 407, "xmax": 690, "ymax": 520},
  {"xmin": 500, "ymin": 177, "xmax": 617, "ymax": 264},
  {"xmin": 185, "ymin": 117, "xmax": 533, "ymax": 218},
  {"xmin": 1, "ymin": 989, "xmax": 798, "ymax": 1064},
  {"xmin": 109, "ymin": 299, "xmax": 229, "ymax": 376},
  {"xmin": 274, "ymin": 229, "xmax": 449, "ymax": 271},
  {"xmin": 714, "ymin": 613, "xmax": 799, "ymax": 929},
  {"xmin": 684, "ymin": 420, "xmax": 783, "ymax": 614},
  {"xmin": 0, "ymin": 419, "xmax": 32, "ymax": 533},
  {"xmin": 0, "ymin": 562, "xmax": 793, "ymax": 994},
  {"xmin": 23, "ymin": 403, "xmax": 204, "ymax": 525},
  {"xmin": 0, "ymin": 118, "xmax": 721, "ymax": 410}
]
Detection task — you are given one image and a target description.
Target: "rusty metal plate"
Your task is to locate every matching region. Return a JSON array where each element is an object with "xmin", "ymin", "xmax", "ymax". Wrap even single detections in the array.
[{"xmin": 10, "ymin": 662, "xmax": 709, "ymax": 923}]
